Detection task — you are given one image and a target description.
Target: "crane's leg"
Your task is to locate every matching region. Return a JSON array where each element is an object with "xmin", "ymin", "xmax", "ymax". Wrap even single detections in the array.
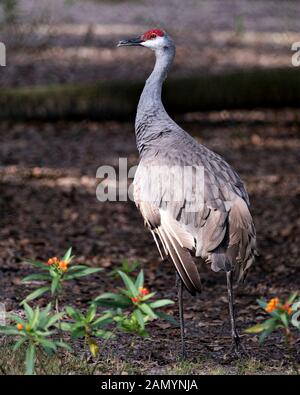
[
  {"xmin": 176, "ymin": 273, "xmax": 186, "ymax": 358},
  {"xmin": 226, "ymin": 271, "xmax": 244, "ymax": 356}
]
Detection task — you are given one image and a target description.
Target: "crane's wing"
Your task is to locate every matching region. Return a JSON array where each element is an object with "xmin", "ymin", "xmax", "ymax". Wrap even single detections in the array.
[{"xmin": 133, "ymin": 132, "xmax": 257, "ymax": 292}]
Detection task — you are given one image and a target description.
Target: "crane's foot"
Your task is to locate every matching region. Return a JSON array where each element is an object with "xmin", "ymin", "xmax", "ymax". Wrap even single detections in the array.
[{"xmin": 226, "ymin": 335, "xmax": 250, "ymax": 359}]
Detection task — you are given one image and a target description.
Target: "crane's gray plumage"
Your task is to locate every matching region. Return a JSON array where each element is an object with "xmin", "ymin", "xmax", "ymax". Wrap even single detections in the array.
[{"xmin": 118, "ymin": 29, "xmax": 257, "ymax": 354}]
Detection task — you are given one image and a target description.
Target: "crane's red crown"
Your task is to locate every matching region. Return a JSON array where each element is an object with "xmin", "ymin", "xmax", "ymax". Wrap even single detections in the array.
[{"xmin": 141, "ymin": 29, "xmax": 164, "ymax": 41}]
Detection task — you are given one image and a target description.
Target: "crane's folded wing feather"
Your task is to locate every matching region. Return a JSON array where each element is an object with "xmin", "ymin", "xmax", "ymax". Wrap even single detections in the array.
[{"xmin": 133, "ymin": 133, "xmax": 257, "ymax": 291}]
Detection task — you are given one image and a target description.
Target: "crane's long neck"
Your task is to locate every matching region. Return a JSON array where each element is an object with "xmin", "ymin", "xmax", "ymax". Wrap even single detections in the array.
[{"xmin": 135, "ymin": 46, "xmax": 175, "ymax": 153}]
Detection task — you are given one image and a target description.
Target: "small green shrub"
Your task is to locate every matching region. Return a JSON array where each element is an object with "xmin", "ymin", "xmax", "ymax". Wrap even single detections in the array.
[
  {"xmin": 94, "ymin": 270, "xmax": 175, "ymax": 337},
  {"xmin": 0, "ymin": 248, "xmax": 175, "ymax": 374},
  {"xmin": 0, "ymin": 303, "xmax": 70, "ymax": 374},
  {"xmin": 245, "ymin": 293, "xmax": 300, "ymax": 343}
]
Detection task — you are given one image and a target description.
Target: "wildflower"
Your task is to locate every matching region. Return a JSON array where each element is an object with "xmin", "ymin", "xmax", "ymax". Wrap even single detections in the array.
[
  {"xmin": 139, "ymin": 287, "xmax": 150, "ymax": 296},
  {"xmin": 47, "ymin": 257, "xmax": 59, "ymax": 265},
  {"xmin": 16, "ymin": 323, "xmax": 23, "ymax": 331},
  {"xmin": 265, "ymin": 297, "xmax": 279, "ymax": 313},
  {"xmin": 58, "ymin": 260, "xmax": 68, "ymax": 272},
  {"xmin": 282, "ymin": 303, "xmax": 292, "ymax": 315},
  {"xmin": 131, "ymin": 297, "xmax": 139, "ymax": 303}
]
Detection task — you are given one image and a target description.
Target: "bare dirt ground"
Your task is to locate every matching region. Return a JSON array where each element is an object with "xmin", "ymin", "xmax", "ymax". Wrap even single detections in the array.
[
  {"xmin": 1, "ymin": 0, "xmax": 299, "ymax": 87},
  {"xmin": 0, "ymin": 109, "xmax": 299, "ymax": 374}
]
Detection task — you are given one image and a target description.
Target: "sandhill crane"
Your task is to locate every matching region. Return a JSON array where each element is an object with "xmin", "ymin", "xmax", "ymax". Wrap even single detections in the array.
[{"xmin": 118, "ymin": 29, "xmax": 257, "ymax": 356}]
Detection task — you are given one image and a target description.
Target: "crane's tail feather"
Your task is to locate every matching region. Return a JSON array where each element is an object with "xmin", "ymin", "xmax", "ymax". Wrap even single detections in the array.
[{"xmin": 156, "ymin": 227, "xmax": 201, "ymax": 295}]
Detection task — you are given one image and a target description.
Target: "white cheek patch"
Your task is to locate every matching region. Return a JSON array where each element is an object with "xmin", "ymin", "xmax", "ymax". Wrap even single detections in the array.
[{"xmin": 141, "ymin": 36, "xmax": 165, "ymax": 49}]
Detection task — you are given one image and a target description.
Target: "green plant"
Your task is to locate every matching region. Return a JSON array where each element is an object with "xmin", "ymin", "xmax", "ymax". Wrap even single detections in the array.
[
  {"xmin": 1, "ymin": 247, "xmax": 176, "ymax": 374},
  {"xmin": 109, "ymin": 259, "xmax": 140, "ymax": 277},
  {"xmin": 0, "ymin": 303, "xmax": 70, "ymax": 374},
  {"xmin": 60, "ymin": 305, "xmax": 114, "ymax": 358},
  {"xmin": 245, "ymin": 293, "xmax": 300, "ymax": 344},
  {"xmin": 21, "ymin": 248, "xmax": 102, "ymax": 307},
  {"xmin": 93, "ymin": 270, "xmax": 175, "ymax": 337}
]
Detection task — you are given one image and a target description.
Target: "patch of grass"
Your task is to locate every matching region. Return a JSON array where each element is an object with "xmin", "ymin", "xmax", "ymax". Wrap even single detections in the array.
[
  {"xmin": 165, "ymin": 356, "xmax": 297, "ymax": 375},
  {"xmin": 0, "ymin": 339, "xmax": 297, "ymax": 375},
  {"xmin": 0, "ymin": 338, "xmax": 130, "ymax": 375}
]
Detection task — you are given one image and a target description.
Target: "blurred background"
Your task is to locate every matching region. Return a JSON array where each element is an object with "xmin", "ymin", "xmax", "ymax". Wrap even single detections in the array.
[
  {"xmin": 0, "ymin": 0, "xmax": 299, "ymax": 373},
  {"xmin": 0, "ymin": 0, "xmax": 299, "ymax": 85}
]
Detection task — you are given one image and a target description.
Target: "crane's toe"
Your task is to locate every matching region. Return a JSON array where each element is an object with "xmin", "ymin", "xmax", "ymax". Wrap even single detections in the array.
[{"xmin": 225, "ymin": 336, "xmax": 250, "ymax": 360}]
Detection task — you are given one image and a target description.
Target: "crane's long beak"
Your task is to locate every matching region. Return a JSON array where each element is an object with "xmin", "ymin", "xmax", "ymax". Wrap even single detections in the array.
[{"xmin": 117, "ymin": 37, "xmax": 144, "ymax": 47}]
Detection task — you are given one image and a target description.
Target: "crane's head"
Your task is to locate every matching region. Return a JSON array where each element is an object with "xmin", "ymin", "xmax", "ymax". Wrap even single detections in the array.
[{"xmin": 117, "ymin": 28, "xmax": 173, "ymax": 52}]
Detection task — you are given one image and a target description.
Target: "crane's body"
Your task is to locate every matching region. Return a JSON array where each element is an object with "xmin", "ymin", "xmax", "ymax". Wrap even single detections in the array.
[{"xmin": 118, "ymin": 29, "xmax": 257, "ymax": 356}]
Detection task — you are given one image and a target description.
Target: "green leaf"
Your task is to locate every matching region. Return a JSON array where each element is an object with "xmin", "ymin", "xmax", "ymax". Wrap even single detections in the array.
[
  {"xmin": 13, "ymin": 337, "xmax": 27, "ymax": 352},
  {"xmin": 21, "ymin": 286, "xmax": 50, "ymax": 304},
  {"xmin": 245, "ymin": 318, "xmax": 277, "ymax": 334},
  {"xmin": 56, "ymin": 341, "xmax": 72, "ymax": 352},
  {"xmin": 86, "ymin": 305, "xmax": 97, "ymax": 323},
  {"xmin": 29, "ymin": 306, "xmax": 40, "ymax": 329},
  {"xmin": 280, "ymin": 313, "xmax": 289, "ymax": 328},
  {"xmin": 138, "ymin": 303, "xmax": 157, "ymax": 319},
  {"xmin": 93, "ymin": 293, "xmax": 131, "ymax": 308},
  {"xmin": 25, "ymin": 344, "xmax": 35, "ymax": 375},
  {"xmin": 39, "ymin": 339, "xmax": 57, "ymax": 351},
  {"xmin": 287, "ymin": 292, "xmax": 298, "ymax": 304},
  {"xmin": 46, "ymin": 312, "xmax": 65, "ymax": 328},
  {"xmin": 257, "ymin": 299, "xmax": 267, "ymax": 309},
  {"xmin": 270, "ymin": 309, "xmax": 281, "ymax": 319},
  {"xmin": 65, "ymin": 306, "xmax": 84, "ymax": 321},
  {"xmin": 66, "ymin": 265, "xmax": 88, "ymax": 272},
  {"xmin": 35, "ymin": 330, "xmax": 53, "ymax": 337},
  {"xmin": 51, "ymin": 276, "xmax": 60, "ymax": 295},
  {"xmin": 8, "ymin": 313, "xmax": 25, "ymax": 325},
  {"xmin": 94, "ymin": 330, "xmax": 114, "ymax": 339},
  {"xmin": 59, "ymin": 322, "xmax": 73, "ymax": 331},
  {"xmin": 24, "ymin": 259, "xmax": 48, "ymax": 270},
  {"xmin": 62, "ymin": 247, "xmax": 72, "ymax": 262},
  {"xmin": 135, "ymin": 270, "xmax": 144, "ymax": 290},
  {"xmin": 155, "ymin": 311, "xmax": 178, "ymax": 326},
  {"xmin": 21, "ymin": 273, "xmax": 50, "ymax": 283},
  {"xmin": 140, "ymin": 292, "xmax": 156, "ymax": 301},
  {"xmin": 39, "ymin": 303, "xmax": 52, "ymax": 327},
  {"xmin": 244, "ymin": 323, "xmax": 266, "ymax": 334},
  {"xmin": 0, "ymin": 327, "xmax": 22, "ymax": 335},
  {"xmin": 133, "ymin": 309, "xmax": 145, "ymax": 330},
  {"xmin": 91, "ymin": 314, "xmax": 113, "ymax": 328},
  {"xmin": 118, "ymin": 271, "xmax": 138, "ymax": 297},
  {"xmin": 23, "ymin": 303, "xmax": 34, "ymax": 320},
  {"xmin": 70, "ymin": 328, "xmax": 85, "ymax": 339},
  {"xmin": 259, "ymin": 326, "xmax": 275, "ymax": 344},
  {"xmin": 64, "ymin": 267, "xmax": 102, "ymax": 280},
  {"xmin": 149, "ymin": 299, "xmax": 175, "ymax": 309}
]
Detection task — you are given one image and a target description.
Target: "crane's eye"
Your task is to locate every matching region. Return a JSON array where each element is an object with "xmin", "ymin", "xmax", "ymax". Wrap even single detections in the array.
[{"xmin": 149, "ymin": 33, "xmax": 157, "ymax": 39}]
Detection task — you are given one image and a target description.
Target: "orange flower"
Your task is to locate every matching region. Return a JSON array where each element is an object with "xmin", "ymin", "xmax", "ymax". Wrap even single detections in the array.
[
  {"xmin": 16, "ymin": 323, "xmax": 23, "ymax": 331},
  {"xmin": 265, "ymin": 297, "xmax": 279, "ymax": 313},
  {"xmin": 283, "ymin": 303, "xmax": 292, "ymax": 315},
  {"xmin": 139, "ymin": 287, "xmax": 150, "ymax": 296},
  {"xmin": 47, "ymin": 257, "xmax": 59, "ymax": 265},
  {"xmin": 131, "ymin": 297, "xmax": 139, "ymax": 303},
  {"xmin": 58, "ymin": 260, "xmax": 68, "ymax": 272}
]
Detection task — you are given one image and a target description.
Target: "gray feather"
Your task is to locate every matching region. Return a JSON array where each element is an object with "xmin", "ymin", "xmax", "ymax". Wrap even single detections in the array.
[{"xmin": 132, "ymin": 32, "xmax": 257, "ymax": 291}]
